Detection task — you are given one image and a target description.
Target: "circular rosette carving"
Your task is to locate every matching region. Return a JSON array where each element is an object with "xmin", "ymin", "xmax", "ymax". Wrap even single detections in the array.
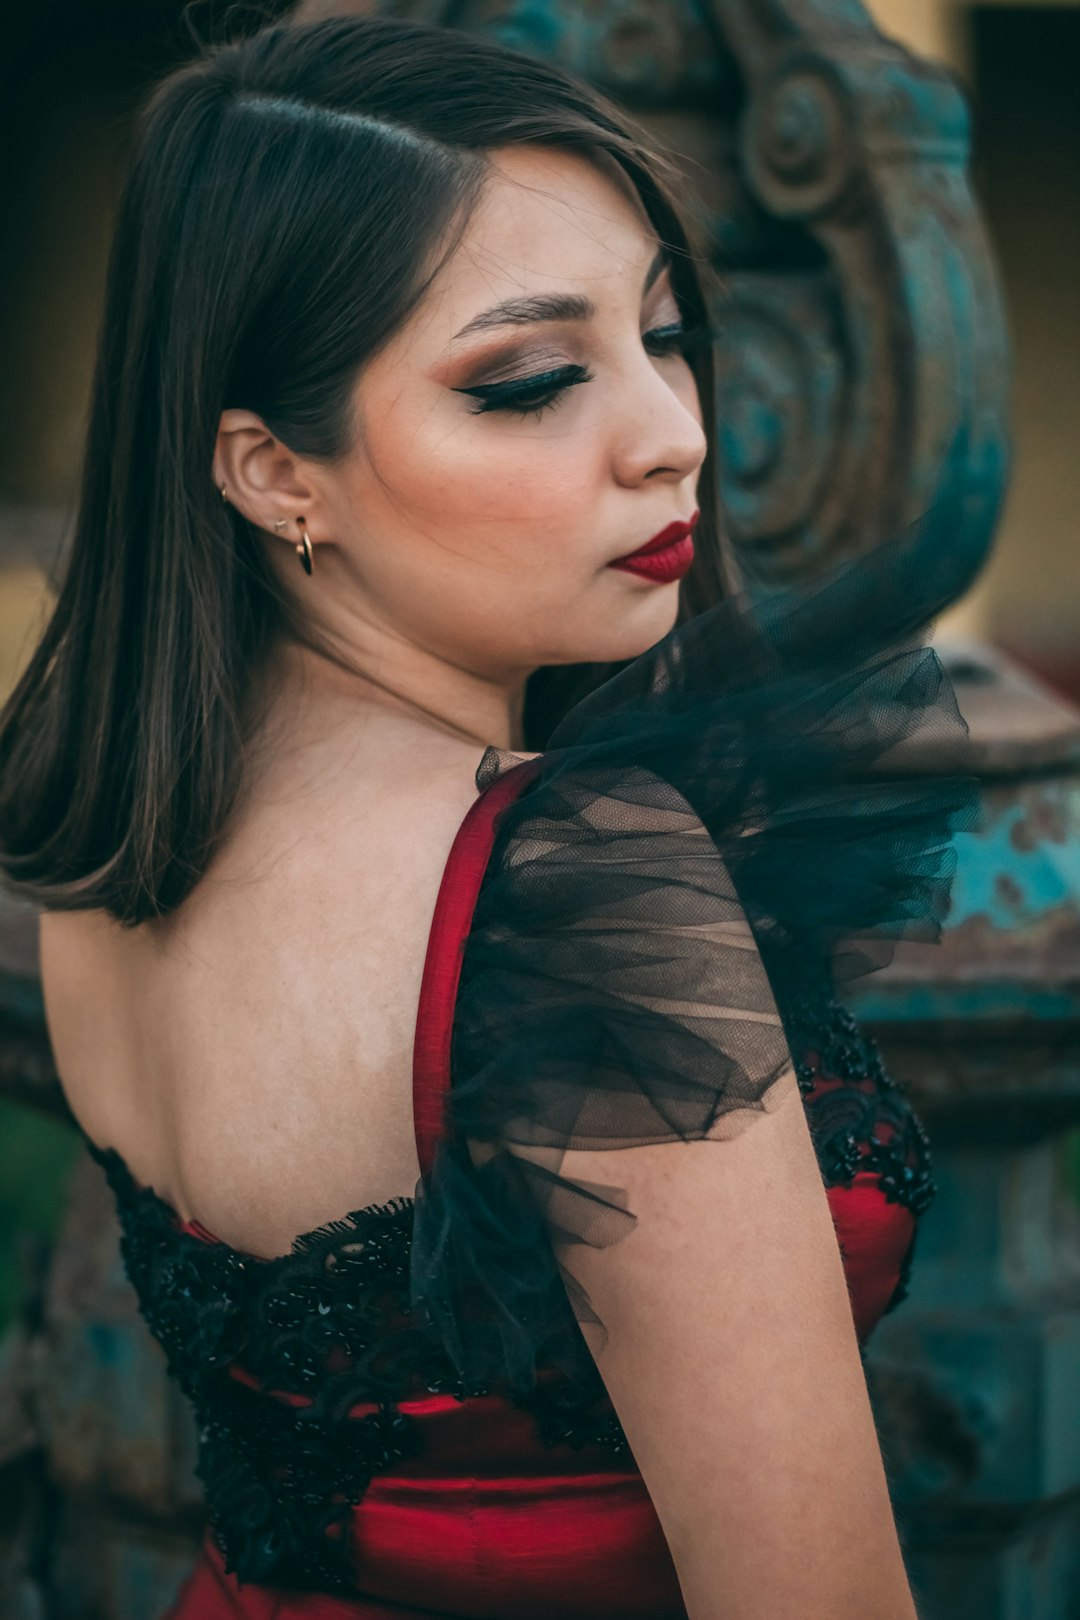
[
  {"xmin": 396, "ymin": 0, "xmax": 724, "ymax": 104},
  {"xmin": 712, "ymin": 272, "xmax": 842, "ymax": 567},
  {"xmin": 740, "ymin": 57, "xmax": 861, "ymax": 222}
]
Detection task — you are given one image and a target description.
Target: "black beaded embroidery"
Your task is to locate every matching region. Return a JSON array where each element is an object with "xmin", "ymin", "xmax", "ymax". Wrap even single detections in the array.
[
  {"xmin": 85, "ymin": 994, "xmax": 931, "ymax": 1594},
  {"xmin": 84, "ymin": 1142, "xmax": 474, "ymax": 1591},
  {"xmin": 785, "ymin": 996, "xmax": 937, "ymax": 1226}
]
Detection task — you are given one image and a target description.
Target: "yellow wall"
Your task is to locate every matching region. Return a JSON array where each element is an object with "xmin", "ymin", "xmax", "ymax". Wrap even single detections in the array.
[
  {"xmin": 863, "ymin": 0, "xmax": 1080, "ymax": 662},
  {"xmin": 863, "ymin": 0, "xmax": 972, "ymax": 74}
]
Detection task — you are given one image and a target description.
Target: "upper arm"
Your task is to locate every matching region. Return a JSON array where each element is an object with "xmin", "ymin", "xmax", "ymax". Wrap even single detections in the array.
[
  {"xmin": 477, "ymin": 774, "xmax": 918, "ymax": 1618},
  {"xmin": 558, "ymin": 1085, "xmax": 918, "ymax": 1620},
  {"xmin": 444, "ymin": 764, "xmax": 921, "ymax": 1616}
]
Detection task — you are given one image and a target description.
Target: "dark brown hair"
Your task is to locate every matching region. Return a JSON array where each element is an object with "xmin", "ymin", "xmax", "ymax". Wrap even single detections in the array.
[{"xmin": 0, "ymin": 14, "xmax": 722, "ymax": 925}]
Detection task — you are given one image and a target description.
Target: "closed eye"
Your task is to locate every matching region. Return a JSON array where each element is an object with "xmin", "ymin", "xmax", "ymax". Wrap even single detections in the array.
[{"xmin": 454, "ymin": 324, "xmax": 714, "ymax": 419}]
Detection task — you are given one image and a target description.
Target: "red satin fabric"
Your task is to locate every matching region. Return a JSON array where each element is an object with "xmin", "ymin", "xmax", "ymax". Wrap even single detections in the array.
[
  {"xmin": 162, "ymin": 768, "xmax": 913, "ymax": 1619},
  {"xmin": 166, "ymin": 1397, "xmax": 682, "ymax": 1620},
  {"xmin": 412, "ymin": 759, "xmax": 542, "ymax": 1177}
]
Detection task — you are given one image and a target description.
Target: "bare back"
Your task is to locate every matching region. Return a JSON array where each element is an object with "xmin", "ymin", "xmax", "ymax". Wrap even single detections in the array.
[{"xmin": 40, "ymin": 716, "xmax": 490, "ymax": 1258}]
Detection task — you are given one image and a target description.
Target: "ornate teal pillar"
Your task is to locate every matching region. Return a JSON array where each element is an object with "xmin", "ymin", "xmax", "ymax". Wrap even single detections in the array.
[{"xmin": 854, "ymin": 646, "xmax": 1080, "ymax": 1619}]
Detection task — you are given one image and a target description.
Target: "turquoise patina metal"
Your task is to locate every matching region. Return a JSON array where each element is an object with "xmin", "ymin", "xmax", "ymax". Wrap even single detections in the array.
[{"xmin": 854, "ymin": 646, "xmax": 1080, "ymax": 1619}]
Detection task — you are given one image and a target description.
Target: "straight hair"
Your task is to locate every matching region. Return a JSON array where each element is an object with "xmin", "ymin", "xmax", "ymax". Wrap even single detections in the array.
[{"xmin": 0, "ymin": 15, "xmax": 723, "ymax": 925}]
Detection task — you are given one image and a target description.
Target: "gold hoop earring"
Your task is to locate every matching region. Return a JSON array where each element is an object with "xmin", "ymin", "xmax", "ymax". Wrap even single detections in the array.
[{"xmin": 296, "ymin": 519, "xmax": 315, "ymax": 577}]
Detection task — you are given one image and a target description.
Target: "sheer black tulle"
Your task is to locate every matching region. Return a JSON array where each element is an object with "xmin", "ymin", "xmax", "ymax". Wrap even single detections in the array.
[{"xmin": 411, "ymin": 489, "xmax": 993, "ymax": 1390}]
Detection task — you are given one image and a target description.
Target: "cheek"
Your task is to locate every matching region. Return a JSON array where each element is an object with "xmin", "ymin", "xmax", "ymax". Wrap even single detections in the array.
[
  {"xmin": 338, "ymin": 392, "xmax": 613, "ymax": 662},
  {"xmin": 370, "ymin": 398, "xmax": 604, "ymax": 556},
  {"xmin": 673, "ymin": 361, "xmax": 704, "ymax": 428}
]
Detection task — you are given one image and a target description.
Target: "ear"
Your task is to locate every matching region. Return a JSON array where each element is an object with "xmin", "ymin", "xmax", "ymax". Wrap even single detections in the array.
[{"xmin": 212, "ymin": 409, "xmax": 323, "ymax": 538}]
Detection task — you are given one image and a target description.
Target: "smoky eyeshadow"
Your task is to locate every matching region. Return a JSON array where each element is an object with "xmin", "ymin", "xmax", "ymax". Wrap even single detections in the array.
[{"xmin": 450, "ymin": 341, "xmax": 580, "ymax": 394}]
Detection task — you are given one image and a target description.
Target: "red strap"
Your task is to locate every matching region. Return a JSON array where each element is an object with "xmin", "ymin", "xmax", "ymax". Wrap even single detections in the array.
[{"xmin": 412, "ymin": 759, "xmax": 542, "ymax": 1179}]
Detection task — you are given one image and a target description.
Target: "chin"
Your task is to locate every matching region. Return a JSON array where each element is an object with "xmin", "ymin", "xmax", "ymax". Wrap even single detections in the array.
[{"xmin": 601, "ymin": 588, "xmax": 682, "ymax": 659}]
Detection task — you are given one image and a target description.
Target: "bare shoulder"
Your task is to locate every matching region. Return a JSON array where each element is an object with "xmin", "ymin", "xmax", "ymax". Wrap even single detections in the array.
[{"xmin": 41, "ymin": 733, "xmax": 491, "ymax": 1257}]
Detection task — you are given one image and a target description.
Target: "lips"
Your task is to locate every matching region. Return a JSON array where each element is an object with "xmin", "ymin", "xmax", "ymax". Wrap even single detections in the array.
[
  {"xmin": 608, "ymin": 512, "xmax": 699, "ymax": 584},
  {"xmin": 617, "ymin": 516, "xmax": 699, "ymax": 560}
]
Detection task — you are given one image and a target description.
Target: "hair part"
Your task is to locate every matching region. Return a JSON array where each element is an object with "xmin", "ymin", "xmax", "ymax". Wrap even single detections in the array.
[{"xmin": 0, "ymin": 14, "xmax": 722, "ymax": 924}]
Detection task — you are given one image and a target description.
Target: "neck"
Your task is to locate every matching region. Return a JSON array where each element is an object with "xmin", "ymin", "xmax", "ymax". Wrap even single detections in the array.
[{"xmin": 260, "ymin": 624, "xmax": 531, "ymax": 757}]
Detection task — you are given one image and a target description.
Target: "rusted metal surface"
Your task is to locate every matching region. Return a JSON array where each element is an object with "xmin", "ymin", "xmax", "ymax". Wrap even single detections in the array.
[
  {"xmin": 0, "ymin": 1321, "xmax": 39, "ymax": 1472},
  {"xmin": 857, "ymin": 654, "xmax": 1080, "ymax": 1038},
  {"xmin": 939, "ymin": 643, "xmax": 1080, "ymax": 777},
  {"xmin": 33, "ymin": 1157, "xmax": 202, "ymax": 1517},
  {"xmin": 0, "ymin": 1154, "xmax": 204, "ymax": 1619},
  {"xmin": 849, "ymin": 650, "xmax": 1080, "ymax": 1619},
  {"xmin": 49, "ymin": 1509, "xmax": 196, "ymax": 1620}
]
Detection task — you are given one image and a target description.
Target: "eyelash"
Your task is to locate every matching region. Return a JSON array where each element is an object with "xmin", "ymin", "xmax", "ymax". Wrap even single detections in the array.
[{"xmin": 457, "ymin": 323, "xmax": 707, "ymax": 419}]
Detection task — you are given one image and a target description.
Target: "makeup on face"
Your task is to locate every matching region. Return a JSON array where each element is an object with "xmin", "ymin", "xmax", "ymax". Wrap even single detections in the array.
[
  {"xmin": 340, "ymin": 145, "xmax": 708, "ymax": 684},
  {"xmin": 429, "ymin": 252, "xmax": 703, "ymax": 585},
  {"xmin": 438, "ymin": 247, "xmax": 693, "ymax": 423},
  {"xmin": 607, "ymin": 512, "xmax": 699, "ymax": 584}
]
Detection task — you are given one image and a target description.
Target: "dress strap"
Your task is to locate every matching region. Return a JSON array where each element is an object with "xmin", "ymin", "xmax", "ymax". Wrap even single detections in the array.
[{"xmin": 412, "ymin": 758, "xmax": 541, "ymax": 1179}]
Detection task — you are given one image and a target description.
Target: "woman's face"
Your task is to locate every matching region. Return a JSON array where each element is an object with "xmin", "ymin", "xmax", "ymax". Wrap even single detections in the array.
[{"xmin": 314, "ymin": 143, "xmax": 707, "ymax": 684}]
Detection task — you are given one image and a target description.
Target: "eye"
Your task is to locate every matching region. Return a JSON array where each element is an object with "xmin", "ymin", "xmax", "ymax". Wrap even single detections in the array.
[
  {"xmin": 451, "ymin": 322, "xmax": 714, "ymax": 419},
  {"xmin": 454, "ymin": 364, "xmax": 593, "ymax": 418},
  {"xmin": 643, "ymin": 322, "xmax": 712, "ymax": 358}
]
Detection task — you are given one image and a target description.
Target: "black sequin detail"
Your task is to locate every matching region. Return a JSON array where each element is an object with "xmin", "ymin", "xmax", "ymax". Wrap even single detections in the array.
[{"xmin": 85, "ymin": 993, "xmax": 932, "ymax": 1593}]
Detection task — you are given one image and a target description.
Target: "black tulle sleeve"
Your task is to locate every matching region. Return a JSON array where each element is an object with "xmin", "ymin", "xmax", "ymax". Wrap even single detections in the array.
[{"xmin": 410, "ymin": 493, "xmax": 990, "ymax": 1391}]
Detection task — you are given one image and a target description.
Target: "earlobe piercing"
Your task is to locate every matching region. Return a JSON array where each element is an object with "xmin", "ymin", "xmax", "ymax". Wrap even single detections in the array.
[
  {"xmin": 266, "ymin": 516, "xmax": 314, "ymax": 574},
  {"xmin": 295, "ymin": 517, "xmax": 315, "ymax": 576}
]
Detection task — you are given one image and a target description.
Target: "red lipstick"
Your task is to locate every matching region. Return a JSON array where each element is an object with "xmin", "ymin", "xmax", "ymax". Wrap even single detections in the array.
[{"xmin": 607, "ymin": 512, "xmax": 699, "ymax": 584}]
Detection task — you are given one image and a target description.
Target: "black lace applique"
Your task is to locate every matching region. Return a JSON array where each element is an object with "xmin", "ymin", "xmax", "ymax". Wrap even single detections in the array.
[
  {"xmin": 514, "ymin": 1368, "xmax": 631, "ymax": 1457},
  {"xmin": 786, "ymin": 995, "xmax": 936, "ymax": 1220},
  {"xmin": 784, "ymin": 994, "xmax": 934, "ymax": 1323},
  {"xmin": 83, "ymin": 1142, "xmax": 466, "ymax": 1591},
  {"xmin": 83, "ymin": 995, "xmax": 932, "ymax": 1592}
]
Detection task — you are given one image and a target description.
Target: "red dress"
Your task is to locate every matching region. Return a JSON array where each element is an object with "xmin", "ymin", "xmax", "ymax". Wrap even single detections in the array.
[
  {"xmin": 81, "ymin": 523, "xmax": 974, "ymax": 1617},
  {"xmin": 85, "ymin": 761, "xmax": 925, "ymax": 1620}
]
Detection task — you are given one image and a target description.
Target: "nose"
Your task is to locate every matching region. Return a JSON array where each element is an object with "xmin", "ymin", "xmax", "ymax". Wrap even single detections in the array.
[{"xmin": 609, "ymin": 353, "xmax": 708, "ymax": 491}]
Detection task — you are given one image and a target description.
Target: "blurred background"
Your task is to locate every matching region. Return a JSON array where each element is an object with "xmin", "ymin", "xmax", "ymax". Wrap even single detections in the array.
[{"xmin": 0, "ymin": 2, "xmax": 1077, "ymax": 1614}]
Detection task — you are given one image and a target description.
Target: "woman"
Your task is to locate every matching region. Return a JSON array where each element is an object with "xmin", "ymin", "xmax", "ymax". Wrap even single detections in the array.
[{"xmin": 0, "ymin": 15, "xmax": 980, "ymax": 1619}]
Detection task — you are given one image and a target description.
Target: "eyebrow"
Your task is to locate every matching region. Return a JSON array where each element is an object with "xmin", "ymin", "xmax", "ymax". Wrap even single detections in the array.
[{"xmin": 451, "ymin": 246, "xmax": 670, "ymax": 343}]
